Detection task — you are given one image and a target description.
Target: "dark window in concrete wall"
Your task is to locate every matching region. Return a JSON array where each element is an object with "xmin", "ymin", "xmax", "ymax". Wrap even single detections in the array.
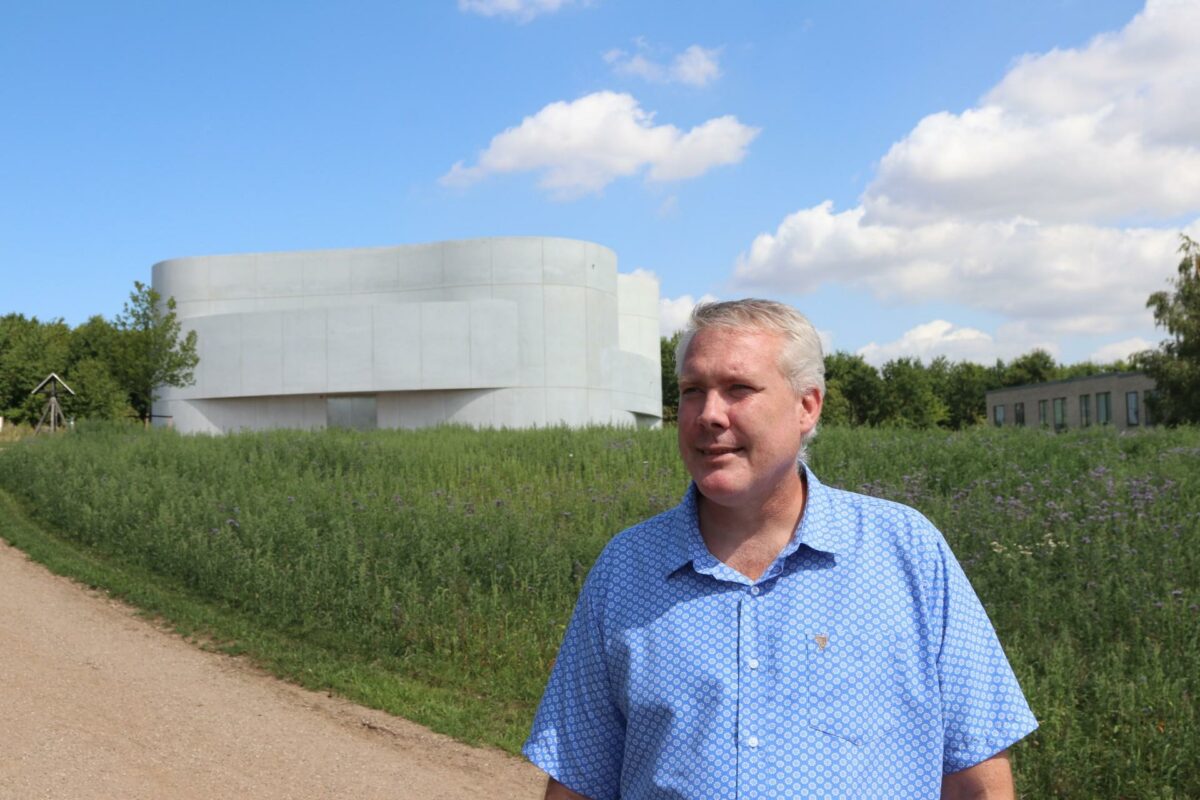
[
  {"xmin": 1097, "ymin": 392, "xmax": 1112, "ymax": 425},
  {"xmin": 1080, "ymin": 394, "xmax": 1091, "ymax": 427},
  {"xmin": 327, "ymin": 396, "xmax": 378, "ymax": 431},
  {"xmin": 1126, "ymin": 391, "xmax": 1140, "ymax": 426},
  {"xmin": 1014, "ymin": 402, "xmax": 1025, "ymax": 426},
  {"xmin": 1038, "ymin": 399, "xmax": 1049, "ymax": 427},
  {"xmin": 1053, "ymin": 397, "xmax": 1067, "ymax": 431},
  {"xmin": 1145, "ymin": 391, "xmax": 1157, "ymax": 426},
  {"xmin": 993, "ymin": 405, "xmax": 1006, "ymax": 426}
]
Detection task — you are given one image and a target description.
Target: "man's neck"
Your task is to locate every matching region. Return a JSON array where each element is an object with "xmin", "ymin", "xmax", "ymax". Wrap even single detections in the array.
[{"xmin": 697, "ymin": 472, "xmax": 807, "ymax": 581}]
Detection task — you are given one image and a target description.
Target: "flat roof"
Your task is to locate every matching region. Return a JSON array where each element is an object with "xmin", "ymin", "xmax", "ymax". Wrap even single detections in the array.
[{"xmin": 985, "ymin": 371, "xmax": 1150, "ymax": 396}]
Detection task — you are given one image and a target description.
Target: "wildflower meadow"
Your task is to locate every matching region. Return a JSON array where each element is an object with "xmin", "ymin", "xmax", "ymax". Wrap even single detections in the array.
[{"xmin": 0, "ymin": 423, "xmax": 1196, "ymax": 798}]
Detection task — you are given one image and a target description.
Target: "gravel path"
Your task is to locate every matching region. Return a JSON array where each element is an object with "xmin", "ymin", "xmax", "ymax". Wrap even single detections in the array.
[{"xmin": 0, "ymin": 537, "xmax": 546, "ymax": 799}]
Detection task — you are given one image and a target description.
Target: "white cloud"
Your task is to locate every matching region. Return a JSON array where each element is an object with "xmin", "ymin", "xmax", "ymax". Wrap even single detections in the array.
[
  {"xmin": 1089, "ymin": 336, "xmax": 1156, "ymax": 363},
  {"xmin": 736, "ymin": 1, "xmax": 1200, "ymax": 345},
  {"xmin": 442, "ymin": 91, "xmax": 758, "ymax": 198},
  {"xmin": 865, "ymin": 0, "xmax": 1200, "ymax": 225},
  {"xmin": 736, "ymin": 202, "xmax": 1190, "ymax": 335},
  {"xmin": 605, "ymin": 43, "xmax": 723, "ymax": 87},
  {"xmin": 855, "ymin": 320, "xmax": 1049, "ymax": 367},
  {"xmin": 458, "ymin": 0, "xmax": 579, "ymax": 22},
  {"xmin": 659, "ymin": 292, "xmax": 719, "ymax": 336}
]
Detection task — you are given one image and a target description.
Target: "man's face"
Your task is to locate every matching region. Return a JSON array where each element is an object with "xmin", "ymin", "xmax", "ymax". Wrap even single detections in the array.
[{"xmin": 677, "ymin": 326, "xmax": 820, "ymax": 511}]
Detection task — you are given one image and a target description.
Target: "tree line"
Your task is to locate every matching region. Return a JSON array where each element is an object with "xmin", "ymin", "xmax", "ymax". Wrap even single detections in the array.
[
  {"xmin": 660, "ymin": 334, "xmax": 1129, "ymax": 430},
  {"xmin": 0, "ymin": 282, "xmax": 198, "ymax": 427}
]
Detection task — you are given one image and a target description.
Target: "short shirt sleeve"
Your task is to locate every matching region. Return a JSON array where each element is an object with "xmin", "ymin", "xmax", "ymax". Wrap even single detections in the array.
[
  {"xmin": 932, "ymin": 533, "xmax": 1038, "ymax": 773},
  {"xmin": 523, "ymin": 566, "xmax": 625, "ymax": 800}
]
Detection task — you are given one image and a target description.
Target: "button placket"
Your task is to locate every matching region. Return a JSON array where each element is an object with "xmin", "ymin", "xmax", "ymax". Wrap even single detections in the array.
[{"xmin": 737, "ymin": 585, "xmax": 765, "ymax": 778}]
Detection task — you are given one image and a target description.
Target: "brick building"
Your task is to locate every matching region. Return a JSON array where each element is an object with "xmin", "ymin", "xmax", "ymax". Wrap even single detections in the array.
[{"xmin": 985, "ymin": 372, "xmax": 1157, "ymax": 432}]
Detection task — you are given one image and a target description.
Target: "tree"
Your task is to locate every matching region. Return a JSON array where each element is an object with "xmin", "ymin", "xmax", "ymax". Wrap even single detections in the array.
[
  {"xmin": 111, "ymin": 281, "xmax": 199, "ymax": 423},
  {"xmin": 1137, "ymin": 234, "xmax": 1200, "ymax": 424},
  {"xmin": 61, "ymin": 315, "xmax": 129, "ymax": 422},
  {"xmin": 820, "ymin": 379, "xmax": 852, "ymax": 426},
  {"xmin": 660, "ymin": 332, "xmax": 682, "ymax": 423},
  {"xmin": 881, "ymin": 357, "xmax": 947, "ymax": 429},
  {"xmin": 941, "ymin": 361, "xmax": 997, "ymax": 429},
  {"xmin": 824, "ymin": 352, "xmax": 884, "ymax": 426},
  {"xmin": 1004, "ymin": 349, "xmax": 1058, "ymax": 387},
  {"xmin": 0, "ymin": 314, "xmax": 71, "ymax": 424},
  {"xmin": 64, "ymin": 357, "xmax": 131, "ymax": 421}
]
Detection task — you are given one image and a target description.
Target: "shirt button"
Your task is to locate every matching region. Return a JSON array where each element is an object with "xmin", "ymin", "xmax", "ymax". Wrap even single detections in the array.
[
  {"xmin": 749, "ymin": 586, "xmax": 761, "ymax": 596},
  {"xmin": 748, "ymin": 736, "xmax": 760, "ymax": 748},
  {"xmin": 748, "ymin": 658, "xmax": 760, "ymax": 669}
]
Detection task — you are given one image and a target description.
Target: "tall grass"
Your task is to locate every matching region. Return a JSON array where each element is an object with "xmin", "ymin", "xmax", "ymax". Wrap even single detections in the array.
[{"xmin": 0, "ymin": 422, "xmax": 1196, "ymax": 797}]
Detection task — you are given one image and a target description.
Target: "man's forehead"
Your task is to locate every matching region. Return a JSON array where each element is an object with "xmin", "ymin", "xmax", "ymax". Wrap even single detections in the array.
[
  {"xmin": 680, "ymin": 326, "xmax": 788, "ymax": 380},
  {"xmin": 683, "ymin": 326, "xmax": 782, "ymax": 360}
]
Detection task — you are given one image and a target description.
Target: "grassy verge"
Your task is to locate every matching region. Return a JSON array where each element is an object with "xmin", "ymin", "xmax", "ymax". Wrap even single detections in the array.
[
  {"xmin": 1, "ymin": 422, "xmax": 1197, "ymax": 796},
  {"xmin": 0, "ymin": 488, "xmax": 529, "ymax": 751}
]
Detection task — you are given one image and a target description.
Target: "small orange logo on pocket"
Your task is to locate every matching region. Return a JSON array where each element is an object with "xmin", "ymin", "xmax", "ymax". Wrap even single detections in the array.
[{"xmin": 814, "ymin": 634, "xmax": 829, "ymax": 651}]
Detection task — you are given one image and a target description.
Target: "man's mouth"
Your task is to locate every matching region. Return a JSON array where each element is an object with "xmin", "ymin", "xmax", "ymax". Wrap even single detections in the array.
[{"xmin": 700, "ymin": 445, "xmax": 742, "ymax": 456}]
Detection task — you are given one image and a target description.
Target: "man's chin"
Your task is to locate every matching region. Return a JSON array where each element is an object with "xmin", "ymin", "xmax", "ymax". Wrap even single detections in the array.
[{"xmin": 693, "ymin": 473, "xmax": 747, "ymax": 505}]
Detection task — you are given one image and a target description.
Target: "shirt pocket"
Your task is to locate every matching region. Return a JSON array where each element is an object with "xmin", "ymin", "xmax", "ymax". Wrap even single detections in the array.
[{"xmin": 803, "ymin": 630, "xmax": 903, "ymax": 745}]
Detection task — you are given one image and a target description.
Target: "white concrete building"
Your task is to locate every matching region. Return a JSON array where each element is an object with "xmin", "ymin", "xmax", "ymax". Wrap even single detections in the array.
[{"xmin": 152, "ymin": 237, "xmax": 661, "ymax": 434}]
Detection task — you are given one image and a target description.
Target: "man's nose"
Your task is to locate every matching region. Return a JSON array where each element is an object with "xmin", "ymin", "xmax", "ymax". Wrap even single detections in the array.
[{"xmin": 696, "ymin": 390, "xmax": 729, "ymax": 427}]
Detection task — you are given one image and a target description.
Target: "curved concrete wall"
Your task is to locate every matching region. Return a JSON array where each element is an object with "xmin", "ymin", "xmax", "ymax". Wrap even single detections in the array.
[{"xmin": 152, "ymin": 237, "xmax": 661, "ymax": 434}]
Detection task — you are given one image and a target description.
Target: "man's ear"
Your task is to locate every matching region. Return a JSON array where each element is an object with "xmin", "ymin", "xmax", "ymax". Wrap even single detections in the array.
[{"xmin": 798, "ymin": 388, "xmax": 822, "ymax": 433}]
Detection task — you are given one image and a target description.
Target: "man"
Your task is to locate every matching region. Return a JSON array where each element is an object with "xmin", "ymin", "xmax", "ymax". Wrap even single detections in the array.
[{"xmin": 524, "ymin": 299, "xmax": 1037, "ymax": 799}]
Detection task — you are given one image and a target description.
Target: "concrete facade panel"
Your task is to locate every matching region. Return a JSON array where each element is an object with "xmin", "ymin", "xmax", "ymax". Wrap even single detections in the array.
[
  {"xmin": 440, "ymin": 286, "xmax": 495, "ymax": 302},
  {"xmin": 545, "ymin": 388, "xmax": 591, "ymax": 426},
  {"xmin": 302, "ymin": 255, "xmax": 351, "ymax": 294},
  {"xmin": 618, "ymin": 272, "xmax": 660, "ymax": 319},
  {"xmin": 639, "ymin": 316, "xmax": 661, "ymax": 359},
  {"xmin": 585, "ymin": 241, "xmax": 618, "ymax": 293},
  {"xmin": 542, "ymin": 285, "xmax": 588, "ymax": 387},
  {"xmin": 208, "ymin": 258, "xmax": 256, "ymax": 300},
  {"xmin": 282, "ymin": 311, "xmax": 328, "ymax": 394},
  {"xmin": 420, "ymin": 302, "xmax": 472, "ymax": 389},
  {"xmin": 396, "ymin": 243, "xmax": 444, "ymax": 289},
  {"xmin": 154, "ymin": 257, "xmax": 209, "ymax": 303},
  {"xmin": 255, "ymin": 253, "xmax": 306, "ymax": 297},
  {"xmin": 492, "ymin": 238, "xmax": 544, "ymax": 284},
  {"xmin": 327, "ymin": 308, "xmax": 374, "ymax": 392},
  {"xmin": 199, "ymin": 315, "xmax": 243, "ymax": 397},
  {"xmin": 349, "ymin": 249, "xmax": 400, "ymax": 293},
  {"xmin": 207, "ymin": 298, "xmax": 258, "ymax": 316},
  {"xmin": 443, "ymin": 239, "xmax": 492, "ymax": 286},
  {"xmin": 239, "ymin": 312, "xmax": 284, "ymax": 396},
  {"xmin": 175, "ymin": 300, "xmax": 213, "ymax": 319},
  {"xmin": 492, "ymin": 387, "xmax": 547, "ymax": 428},
  {"xmin": 380, "ymin": 391, "xmax": 453, "ymax": 429},
  {"xmin": 588, "ymin": 389, "xmax": 613, "ymax": 425},
  {"xmin": 443, "ymin": 389, "xmax": 497, "ymax": 426},
  {"xmin": 491, "ymin": 284, "xmax": 546, "ymax": 387},
  {"xmin": 469, "ymin": 300, "xmax": 520, "ymax": 388},
  {"xmin": 542, "ymin": 238, "xmax": 588, "ymax": 287},
  {"xmin": 373, "ymin": 310, "xmax": 422, "ymax": 389},
  {"xmin": 586, "ymin": 290, "xmax": 617, "ymax": 389}
]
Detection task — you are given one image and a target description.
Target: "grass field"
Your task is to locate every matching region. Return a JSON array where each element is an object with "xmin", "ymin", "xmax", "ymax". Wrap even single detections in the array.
[{"xmin": 0, "ymin": 423, "xmax": 1196, "ymax": 798}]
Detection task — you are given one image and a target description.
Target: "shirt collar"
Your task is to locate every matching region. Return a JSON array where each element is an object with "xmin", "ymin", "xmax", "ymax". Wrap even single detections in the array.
[{"xmin": 663, "ymin": 463, "xmax": 855, "ymax": 579}]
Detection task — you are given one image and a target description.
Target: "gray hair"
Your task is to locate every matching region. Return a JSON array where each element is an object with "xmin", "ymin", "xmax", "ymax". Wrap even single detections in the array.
[{"xmin": 674, "ymin": 298, "xmax": 825, "ymax": 459}]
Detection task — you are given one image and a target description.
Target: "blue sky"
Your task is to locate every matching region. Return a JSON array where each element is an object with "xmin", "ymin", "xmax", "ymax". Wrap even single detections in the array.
[{"xmin": 3, "ymin": 0, "xmax": 1197, "ymax": 366}]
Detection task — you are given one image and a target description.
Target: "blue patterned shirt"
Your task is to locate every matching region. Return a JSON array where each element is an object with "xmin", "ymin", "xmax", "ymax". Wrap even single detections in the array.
[{"xmin": 524, "ymin": 466, "xmax": 1037, "ymax": 799}]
